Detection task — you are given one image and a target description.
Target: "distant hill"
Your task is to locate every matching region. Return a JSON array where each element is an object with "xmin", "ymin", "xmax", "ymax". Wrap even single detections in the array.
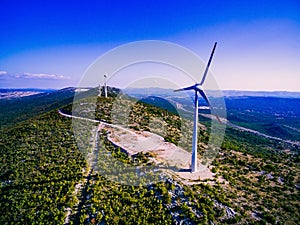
[
  {"xmin": 0, "ymin": 88, "xmax": 55, "ymax": 99},
  {"xmin": 0, "ymin": 87, "xmax": 76, "ymax": 128},
  {"xmin": 0, "ymin": 88, "xmax": 55, "ymax": 93},
  {"xmin": 222, "ymin": 90, "xmax": 300, "ymax": 98},
  {"xmin": 122, "ymin": 87, "xmax": 300, "ymax": 142},
  {"xmin": 0, "ymin": 86, "xmax": 123, "ymax": 128},
  {"xmin": 123, "ymin": 87, "xmax": 300, "ymax": 98}
]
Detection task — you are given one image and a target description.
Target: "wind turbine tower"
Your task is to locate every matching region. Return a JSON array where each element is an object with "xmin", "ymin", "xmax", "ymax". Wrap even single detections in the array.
[
  {"xmin": 98, "ymin": 83, "xmax": 102, "ymax": 97},
  {"xmin": 174, "ymin": 42, "xmax": 218, "ymax": 173},
  {"xmin": 104, "ymin": 74, "xmax": 108, "ymax": 98}
]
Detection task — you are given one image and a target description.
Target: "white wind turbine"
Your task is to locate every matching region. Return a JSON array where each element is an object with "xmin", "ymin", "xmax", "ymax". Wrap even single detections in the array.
[
  {"xmin": 174, "ymin": 42, "xmax": 220, "ymax": 172},
  {"xmin": 104, "ymin": 74, "xmax": 108, "ymax": 98},
  {"xmin": 98, "ymin": 83, "xmax": 102, "ymax": 97}
]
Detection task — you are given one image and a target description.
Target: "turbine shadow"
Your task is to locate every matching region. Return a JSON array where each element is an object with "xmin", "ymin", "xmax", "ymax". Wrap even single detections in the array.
[{"xmin": 178, "ymin": 168, "xmax": 191, "ymax": 173}]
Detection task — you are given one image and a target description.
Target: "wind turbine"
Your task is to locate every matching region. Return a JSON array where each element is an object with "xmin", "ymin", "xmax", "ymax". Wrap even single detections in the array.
[
  {"xmin": 98, "ymin": 83, "xmax": 102, "ymax": 97},
  {"xmin": 104, "ymin": 74, "xmax": 108, "ymax": 98},
  {"xmin": 174, "ymin": 42, "xmax": 219, "ymax": 173}
]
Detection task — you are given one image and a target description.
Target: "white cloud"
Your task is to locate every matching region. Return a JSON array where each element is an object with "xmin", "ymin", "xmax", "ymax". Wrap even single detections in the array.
[
  {"xmin": 0, "ymin": 70, "xmax": 7, "ymax": 75},
  {"xmin": 0, "ymin": 71, "xmax": 70, "ymax": 80},
  {"xmin": 22, "ymin": 72, "xmax": 70, "ymax": 80}
]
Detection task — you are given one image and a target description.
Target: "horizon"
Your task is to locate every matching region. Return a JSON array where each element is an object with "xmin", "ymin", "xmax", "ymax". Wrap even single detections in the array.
[
  {"xmin": 1, "ymin": 86, "xmax": 300, "ymax": 94},
  {"xmin": 0, "ymin": 1, "xmax": 299, "ymax": 91}
]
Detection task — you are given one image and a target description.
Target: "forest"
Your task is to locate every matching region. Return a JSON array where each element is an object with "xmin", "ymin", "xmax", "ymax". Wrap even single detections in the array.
[{"xmin": 0, "ymin": 88, "xmax": 299, "ymax": 224}]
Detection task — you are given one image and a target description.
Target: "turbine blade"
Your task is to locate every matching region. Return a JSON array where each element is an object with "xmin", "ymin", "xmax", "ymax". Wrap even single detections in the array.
[
  {"xmin": 197, "ymin": 88, "xmax": 211, "ymax": 107},
  {"xmin": 215, "ymin": 115, "xmax": 222, "ymax": 124},
  {"xmin": 174, "ymin": 84, "xmax": 197, "ymax": 92},
  {"xmin": 199, "ymin": 42, "xmax": 217, "ymax": 85},
  {"xmin": 174, "ymin": 88, "xmax": 186, "ymax": 92},
  {"xmin": 197, "ymin": 89, "xmax": 222, "ymax": 124}
]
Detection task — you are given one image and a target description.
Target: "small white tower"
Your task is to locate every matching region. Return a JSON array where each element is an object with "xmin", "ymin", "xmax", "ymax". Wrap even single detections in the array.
[
  {"xmin": 98, "ymin": 83, "xmax": 102, "ymax": 97},
  {"xmin": 104, "ymin": 74, "xmax": 108, "ymax": 98}
]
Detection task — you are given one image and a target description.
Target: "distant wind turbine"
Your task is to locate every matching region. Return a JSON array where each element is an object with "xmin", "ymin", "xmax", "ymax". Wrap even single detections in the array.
[
  {"xmin": 174, "ymin": 42, "xmax": 220, "ymax": 173},
  {"xmin": 104, "ymin": 74, "xmax": 108, "ymax": 98},
  {"xmin": 98, "ymin": 83, "xmax": 102, "ymax": 97}
]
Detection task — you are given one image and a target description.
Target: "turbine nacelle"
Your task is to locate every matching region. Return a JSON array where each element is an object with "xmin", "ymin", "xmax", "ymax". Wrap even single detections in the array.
[
  {"xmin": 174, "ymin": 83, "xmax": 203, "ymax": 92},
  {"xmin": 175, "ymin": 84, "xmax": 208, "ymax": 105},
  {"xmin": 175, "ymin": 84, "xmax": 221, "ymax": 124}
]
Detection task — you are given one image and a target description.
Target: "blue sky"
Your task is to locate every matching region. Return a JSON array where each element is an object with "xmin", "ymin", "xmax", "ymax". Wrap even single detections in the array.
[{"xmin": 0, "ymin": 0, "xmax": 299, "ymax": 91}]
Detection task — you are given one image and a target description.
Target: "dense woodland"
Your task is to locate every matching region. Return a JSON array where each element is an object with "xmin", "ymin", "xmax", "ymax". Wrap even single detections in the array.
[
  {"xmin": 0, "ymin": 111, "xmax": 85, "ymax": 224},
  {"xmin": 0, "ymin": 89, "xmax": 299, "ymax": 224}
]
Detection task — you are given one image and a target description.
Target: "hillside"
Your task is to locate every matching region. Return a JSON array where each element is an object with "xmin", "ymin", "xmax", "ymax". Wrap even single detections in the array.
[
  {"xmin": 0, "ymin": 88, "xmax": 299, "ymax": 224},
  {"xmin": 0, "ymin": 88, "xmax": 75, "ymax": 128}
]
